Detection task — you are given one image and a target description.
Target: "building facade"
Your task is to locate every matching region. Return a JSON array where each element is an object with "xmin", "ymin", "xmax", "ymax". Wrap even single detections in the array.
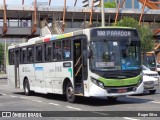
[
  {"xmin": 82, "ymin": 0, "xmax": 142, "ymax": 9},
  {"xmin": 82, "ymin": 0, "xmax": 100, "ymax": 7}
]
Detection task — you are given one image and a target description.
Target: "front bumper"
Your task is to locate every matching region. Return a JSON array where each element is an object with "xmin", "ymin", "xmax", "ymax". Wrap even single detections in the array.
[{"xmin": 89, "ymin": 82, "xmax": 144, "ymax": 97}]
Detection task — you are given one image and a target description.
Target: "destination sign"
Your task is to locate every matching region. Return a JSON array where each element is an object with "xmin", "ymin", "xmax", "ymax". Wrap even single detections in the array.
[{"xmin": 91, "ymin": 29, "xmax": 138, "ymax": 37}]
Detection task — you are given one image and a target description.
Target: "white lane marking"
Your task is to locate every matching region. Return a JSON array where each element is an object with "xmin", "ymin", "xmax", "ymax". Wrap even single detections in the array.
[
  {"xmin": 92, "ymin": 111, "xmax": 109, "ymax": 116},
  {"xmin": 66, "ymin": 106, "xmax": 82, "ymax": 111},
  {"xmin": 49, "ymin": 103, "xmax": 60, "ymax": 106},
  {"xmin": 150, "ymin": 101, "xmax": 160, "ymax": 104},
  {"xmin": 123, "ymin": 117, "xmax": 140, "ymax": 120},
  {"xmin": 32, "ymin": 100, "xmax": 42, "ymax": 103},
  {"xmin": 1, "ymin": 93, "xmax": 6, "ymax": 96},
  {"xmin": 10, "ymin": 95, "xmax": 18, "ymax": 98}
]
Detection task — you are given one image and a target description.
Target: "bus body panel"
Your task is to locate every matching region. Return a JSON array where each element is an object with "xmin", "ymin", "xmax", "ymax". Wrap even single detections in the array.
[
  {"xmin": 43, "ymin": 62, "xmax": 56, "ymax": 93},
  {"xmin": 34, "ymin": 63, "xmax": 46, "ymax": 93},
  {"xmin": 19, "ymin": 64, "xmax": 35, "ymax": 90}
]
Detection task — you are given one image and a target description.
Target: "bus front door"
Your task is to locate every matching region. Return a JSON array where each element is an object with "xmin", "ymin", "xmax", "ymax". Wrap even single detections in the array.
[
  {"xmin": 73, "ymin": 39, "xmax": 84, "ymax": 94},
  {"xmin": 14, "ymin": 49, "xmax": 20, "ymax": 88}
]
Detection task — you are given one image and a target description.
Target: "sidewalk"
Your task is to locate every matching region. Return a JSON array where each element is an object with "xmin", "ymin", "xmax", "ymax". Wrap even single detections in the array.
[{"xmin": 0, "ymin": 74, "xmax": 7, "ymax": 79}]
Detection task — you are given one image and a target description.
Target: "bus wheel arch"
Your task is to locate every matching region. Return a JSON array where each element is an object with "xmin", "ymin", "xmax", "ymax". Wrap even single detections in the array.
[
  {"xmin": 63, "ymin": 78, "xmax": 71, "ymax": 94},
  {"xmin": 23, "ymin": 77, "xmax": 31, "ymax": 96},
  {"xmin": 63, "ymin": 78, "xmax": 76, "ymax": 103}
]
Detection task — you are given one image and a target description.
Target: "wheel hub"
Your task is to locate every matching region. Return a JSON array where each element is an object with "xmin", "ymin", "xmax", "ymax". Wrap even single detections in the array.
[{"xmin": 67, "ymin": 87, "xmax": 73, "ymax": 98}]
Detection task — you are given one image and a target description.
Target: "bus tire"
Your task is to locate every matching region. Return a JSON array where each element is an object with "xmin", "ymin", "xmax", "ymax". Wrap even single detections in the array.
[
  {"xmin": 66, "ymin": 81, "xmax": 76, "ymax": 103},
  {"xmin": 24, "ymin": 78, "xmax": 31, "ymax": 96},
  {"xmin": 149, "ymin": 90, "xmax": 156, "ymax": 94}
]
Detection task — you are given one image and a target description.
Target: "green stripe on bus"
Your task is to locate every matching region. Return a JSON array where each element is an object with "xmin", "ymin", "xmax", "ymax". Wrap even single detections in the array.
[{"xmin": 98, "ymin": 75, "xmax": 141, "ymax": 87}]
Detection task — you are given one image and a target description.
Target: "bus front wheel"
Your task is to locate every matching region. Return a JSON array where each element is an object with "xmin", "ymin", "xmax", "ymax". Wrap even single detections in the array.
[
  {"xmin": 66, "ymin": 82, "xmax": 76, "ymax": 103},
  {"xmin": 24, "ymin": 79, "xmax": 31, "ymax": 96}
]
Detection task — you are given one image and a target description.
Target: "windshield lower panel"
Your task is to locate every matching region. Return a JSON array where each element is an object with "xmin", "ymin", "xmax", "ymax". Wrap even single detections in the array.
[{"xmin": 90, "ymin": 39, "xmax": 141, "ymax": 71}]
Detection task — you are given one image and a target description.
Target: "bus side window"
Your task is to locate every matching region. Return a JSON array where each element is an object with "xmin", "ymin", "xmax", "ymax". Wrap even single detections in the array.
[
  {"xmin": 27, "ymin": 47, "xmax": 34, "ymax": 63},
  {"xmin": 20, "ymin": 48, "xmax": 27, "ymax": 64},
  {"xmin": 9, "ymin": 50, "xmax": 14, "ymax": 65},
  {"xmin": 36, "ymin": 45, "xmax": 43, "ymax": 62},
  {"xmin": 62, "ymin": 40, "xmax": 71, "ymax": 60},
  {"xmin": 52, "ymin": 42, "xmax": 55, "ymax": 61},
  {"xmin": 55, "ymin": 41, "xmax": 61, "ymax": 61},
  {"xmin": 45, "ymin": 43, "xmax": 52, "ymax": 62}
]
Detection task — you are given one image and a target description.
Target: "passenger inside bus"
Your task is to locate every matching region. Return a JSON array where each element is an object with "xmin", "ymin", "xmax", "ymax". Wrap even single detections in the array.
[
  {"xmin": 121, "ymin": 50, "xmax": 139, "ymax": 70},
  {"xmin": 63, "ymin": 46, "xmax": 71, "ymax": 59}
]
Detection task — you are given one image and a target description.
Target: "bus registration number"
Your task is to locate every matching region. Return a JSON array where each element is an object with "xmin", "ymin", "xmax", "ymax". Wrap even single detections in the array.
[{"xmin": 118, "ymin": 88, "xmax": 127, "ymax": 93}]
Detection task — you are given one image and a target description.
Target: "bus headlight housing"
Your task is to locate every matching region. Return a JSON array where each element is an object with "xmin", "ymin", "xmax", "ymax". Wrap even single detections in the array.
[{"xmin": 91, "ymin": 77, "xmax": 104, "ymax": 89}]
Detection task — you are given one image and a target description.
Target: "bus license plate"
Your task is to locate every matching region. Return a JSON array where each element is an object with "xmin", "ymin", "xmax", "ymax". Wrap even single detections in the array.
[{"xmin": 118, "ymin": 88, "xmax": 127, "ymax": 93}]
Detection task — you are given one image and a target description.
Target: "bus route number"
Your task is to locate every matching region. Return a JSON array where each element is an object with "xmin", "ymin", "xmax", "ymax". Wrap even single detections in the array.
[{"xmin": 97, "ymin": 31, "xmax": 105, "ymax": 36}]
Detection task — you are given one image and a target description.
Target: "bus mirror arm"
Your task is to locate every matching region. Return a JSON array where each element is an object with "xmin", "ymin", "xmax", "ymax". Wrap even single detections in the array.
[
  {"xmin": 83, "ymin": 49, "xmax": 91, "ymax": 58},
  {"xmin": 86, "ymin": 49, "xmax": 92, "ymax": 58}
]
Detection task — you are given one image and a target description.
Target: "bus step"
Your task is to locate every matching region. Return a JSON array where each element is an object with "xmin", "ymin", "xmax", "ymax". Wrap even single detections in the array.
[
  {"xmin": 75, "ymin": 83, "xmax": 82, "ymax": 86},
  {"xmin": 75, "ymin": 85, "xmax": 83, "ymax": 94},
  {"xmin": 75, "ymin": 93, "xmax": 83, "ymax": 96}
]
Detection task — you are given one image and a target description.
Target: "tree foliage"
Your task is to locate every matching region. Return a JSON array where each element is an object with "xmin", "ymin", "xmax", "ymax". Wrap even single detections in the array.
[
  {"xmin": 99, "ymin": 1, "xmax": 116, "ymax": 8},
  {"xmin": 114, "ymin": 17, "xmax": 154, "ymax": 52},
  {"xmin": 104, "ymin": 1, "xmax": 116, "ymax": 8},
  {"xmin": 0, "ymin": 43, "xmax": 4, "ymax": 66}
]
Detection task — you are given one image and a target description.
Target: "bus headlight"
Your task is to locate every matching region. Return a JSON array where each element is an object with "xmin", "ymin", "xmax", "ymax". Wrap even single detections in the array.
[{"xmin": 91, "ymin": 77, "xmax": 104, "ymax": 89}]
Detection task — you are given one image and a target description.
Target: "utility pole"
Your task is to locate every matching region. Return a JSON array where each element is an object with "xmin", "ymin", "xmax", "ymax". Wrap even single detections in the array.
[
  {"xmin": 4, "ymin": 39, "xmax": 7, "ymax": 74},
  {"xmin": 101, "ymin": 0, "xmax": 105, "ymax": 27}
]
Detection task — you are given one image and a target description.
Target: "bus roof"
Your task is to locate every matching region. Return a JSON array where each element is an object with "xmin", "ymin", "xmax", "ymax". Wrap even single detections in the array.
[{"xmin": 8, "ymin": 26, "xmax": 137, "ymax": 49}]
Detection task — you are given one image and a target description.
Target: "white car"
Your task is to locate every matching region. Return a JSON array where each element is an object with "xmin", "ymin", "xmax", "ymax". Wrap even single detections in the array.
[
  {"xmin": 142, "ymin": 65, "xmax": 159, "ymax": 94},
  {"xmin": 156, "ymin": 63, "xmax": 160, "ymax": 75}
]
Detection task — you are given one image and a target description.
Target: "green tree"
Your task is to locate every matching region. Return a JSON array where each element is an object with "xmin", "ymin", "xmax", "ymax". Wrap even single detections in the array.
[
  {"xmin": 0, "ymin": 43, "xmax": 4, "ymax": 66},
  {"xmin": 114, "ymin": 17, "xmax": 154, "ymax": 52},
  {"xmin": 99, "ymin": 1, "xmax": 116, "ymax": 8},
  {"xmin": 104, "ymin": 1, "xmax": 116, "ymax": 8}
]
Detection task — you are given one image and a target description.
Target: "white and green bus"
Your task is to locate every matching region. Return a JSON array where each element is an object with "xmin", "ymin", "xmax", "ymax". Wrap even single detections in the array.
[{"xmin": 7, "ymin": 27, "xmax": 144, "ymax": 102}]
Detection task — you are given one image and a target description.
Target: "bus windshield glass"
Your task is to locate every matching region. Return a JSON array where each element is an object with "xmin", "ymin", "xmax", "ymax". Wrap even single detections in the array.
[{"xmin": 90, "ymin": 40, "xmax": 141, "ymax": 71}]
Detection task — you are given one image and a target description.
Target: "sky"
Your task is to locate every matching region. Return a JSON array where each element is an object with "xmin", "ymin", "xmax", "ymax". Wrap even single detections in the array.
[{"xmin": 0, "ymin": 0, "xmax": 83, "ymax": 6}]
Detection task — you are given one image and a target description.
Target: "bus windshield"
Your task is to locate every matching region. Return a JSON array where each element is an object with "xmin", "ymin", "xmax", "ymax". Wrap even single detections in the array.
[{"xmin": 90, "ymin": 40, "xmax": 141, "ymax": 71}]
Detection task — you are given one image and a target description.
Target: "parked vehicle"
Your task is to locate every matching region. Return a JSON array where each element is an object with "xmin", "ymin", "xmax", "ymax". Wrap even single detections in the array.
[
  {"xmin": 156, "ymin": 63, "xmax": 160, "ymax": 75},
  {"xmin": 142, "ymin": 65, "xmax": 159, "ymax": 94}
]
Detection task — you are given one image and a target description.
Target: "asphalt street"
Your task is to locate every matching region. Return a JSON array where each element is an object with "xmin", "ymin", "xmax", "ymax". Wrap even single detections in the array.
[{"xmin": 0, "ymin": 79, "xmax": 160, "ymax": 120}]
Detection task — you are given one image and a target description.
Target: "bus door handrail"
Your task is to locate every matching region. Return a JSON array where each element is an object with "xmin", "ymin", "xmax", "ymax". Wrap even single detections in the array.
[
  {"xmin": 75, "ymin": 64, "xmax": 83, "ymax": 76},
  {"xmin": 74, "ymin": 55, "xmax": 82, "ymax": 67}
]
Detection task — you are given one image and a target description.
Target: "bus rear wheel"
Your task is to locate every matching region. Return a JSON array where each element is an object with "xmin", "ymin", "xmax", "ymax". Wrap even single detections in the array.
[
  {"xmin": 24, "ymin": 79, "xmax": 31, "ymax": 96},
  {"xmin": 66, "ymin": 82, "xmax": 76, "ymax": 103}
]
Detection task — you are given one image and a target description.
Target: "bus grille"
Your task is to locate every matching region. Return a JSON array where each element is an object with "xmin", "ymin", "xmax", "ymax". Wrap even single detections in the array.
[{"xmin": 106, "ymin": 87, "xmax": 135, "ymax": 93}]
